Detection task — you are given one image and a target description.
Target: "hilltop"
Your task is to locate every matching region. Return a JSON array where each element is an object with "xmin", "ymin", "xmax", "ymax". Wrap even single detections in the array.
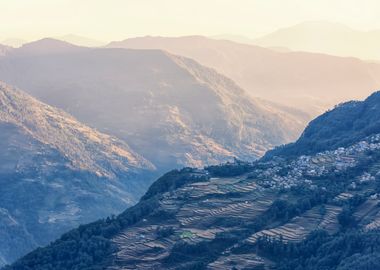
[
  {"xmin": 266, "ymin": 91, "xmax": 380, "ymax": 158},
  {"xmin": 253, "ymin": 21, "xmax": 380, "ymax": 61}
]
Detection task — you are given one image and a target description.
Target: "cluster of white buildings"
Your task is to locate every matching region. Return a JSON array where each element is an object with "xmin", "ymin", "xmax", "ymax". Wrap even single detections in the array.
[{"xmin": 252, "ymin": 134, "xmax": 380, "ymax": 190}]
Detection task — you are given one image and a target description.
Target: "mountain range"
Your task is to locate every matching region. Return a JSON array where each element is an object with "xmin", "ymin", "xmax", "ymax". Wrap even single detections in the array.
[
  {"xmin": 252, "ymin": 21, "xmax": 380, "ymax": 61},
  {"xmin": 0, "ymin": 82, "xmax": 156, "ymax": 266},
  {"xmin": 1, "ymin": 35, "xmax": 105, "ymax": 48},
  {"xmin": 6, "ymin": 90, "xmax": 380, "ymax": 270},
  {"xmin": 108, "ymin": 35, "xmax": 380, "ymax": 116},
  {"xmin": 0, "ymin": 38, "xmax": 305, "ymax": 170},
  {"xmin": 1, "ymin": 35, "xmax": 379, "ymax": 269}
]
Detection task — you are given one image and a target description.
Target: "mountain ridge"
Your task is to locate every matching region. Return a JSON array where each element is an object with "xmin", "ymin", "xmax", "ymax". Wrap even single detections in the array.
[
  {"xmin": 0, "ymin": 82, "xmax": 156, "ymax": 266},
  {"xmin": 0, "ymin": 81, "xmax": 154, "ymax": 177},
  {"xmin": 107, "ymin": 35, "xmax": 380, "ymax": 116},
  {"xmin": 265, "ymin": 90, "xmax": 380, "ymax": 159},
  {"xmin": 253, "ymin": 21, "xmax": 380, "ymax": 61},
  {"xmin": 0, "ymin": 39, "xmax": 305, "ymax": 170},
  {"xmin": 6, "ymin": 90, "xmax": 380, "ymax": 270}
]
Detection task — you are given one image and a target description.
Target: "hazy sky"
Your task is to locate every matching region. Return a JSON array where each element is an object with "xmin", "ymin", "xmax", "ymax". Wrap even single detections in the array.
[{"xmin": 1, "ymin": 0, "xmax": 380, "ymax": 41}]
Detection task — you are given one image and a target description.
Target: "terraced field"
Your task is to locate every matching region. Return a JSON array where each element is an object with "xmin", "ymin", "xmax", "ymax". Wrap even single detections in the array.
[
  {"xmin": 354, "ymin": 198, "xmax": 380, "ymax": 230},
  {"xmin": 113, "ymin": 225, "xmax": 175, "ymax": 269},
  {"xmin": 7, "ymin": 97, "xmax": 380, "ymax": 270},
  {"xmin": 9, "ymin": 132, "xmax": 380, "ymax": 270},
  {"xmin": 99, "ymin": 135, "xmax": 380, "ymax": 269},
  {"xmin": 208, "ymin": 253, "xmax": 272, "ymax": 270},
  {"xmin": 108, "ymin": 144, "xmax": 380, "ymax": 269},
  {"xmin": 109, "ymin": 174, "xmax": 279, "ymax": 269},
  {"xmin": 246, "ymin": 205, "xmax": 341, "ymax": 244}
]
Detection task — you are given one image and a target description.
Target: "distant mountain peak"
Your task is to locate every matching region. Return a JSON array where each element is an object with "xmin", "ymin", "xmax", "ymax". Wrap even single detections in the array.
[
  {"xmin": 253, "ymin": 21, "xmax": 380, "ymax": 60},
  {"xmin": 106, "ymin": 35, "xmax": 380, "ymax": 116},
  {"xmin": 15, "ymin": 38, "xmax": 83, "ymax": 55},
  {"xmin": 291, "ymin": 20, "xmax": 355, "ymax": 31}
]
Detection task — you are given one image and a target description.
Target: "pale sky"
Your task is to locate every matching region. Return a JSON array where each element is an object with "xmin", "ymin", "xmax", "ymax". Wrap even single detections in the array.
[{"xmin": 1, "ymin": 0, "xmax": 380, "ymax": 42}]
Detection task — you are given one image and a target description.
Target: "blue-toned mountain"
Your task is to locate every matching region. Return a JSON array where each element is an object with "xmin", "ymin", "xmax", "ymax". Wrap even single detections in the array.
[{"xmin": 0, "ymin": 82, "xmax": 155, "ymax": 266}]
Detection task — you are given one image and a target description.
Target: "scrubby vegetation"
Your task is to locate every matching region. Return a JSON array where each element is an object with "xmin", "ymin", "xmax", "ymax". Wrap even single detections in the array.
[
  {"xmin": 4, "ymin": 168, "xmax": 206, "ymax": 270},
  {"xmin": 205, "ymin": 159, "xmax": 253, "ymax": 177},
  {"xmin": 256, "ymin": 230, "xmax": 380, "ymax": 270},
  {"xmin": 141, "ymin": 168, "xmax": 209, "ymax": 201},
  {"xmin": 266, "ymin": 91, "xmax": 380, "ymax": 158},
  {"xmin": 5, "ymin": 198, "xmax": 160, "ymax": 270}
]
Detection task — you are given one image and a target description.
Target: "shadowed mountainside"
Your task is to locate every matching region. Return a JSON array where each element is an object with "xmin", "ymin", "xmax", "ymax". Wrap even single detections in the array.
[
  {"xmin": 266, "ymin": 91, "xmax": 380, "ymax": 159},
  {"xmin": 0, "ymin": 82, "xmax": 156, "ymax": 266}
]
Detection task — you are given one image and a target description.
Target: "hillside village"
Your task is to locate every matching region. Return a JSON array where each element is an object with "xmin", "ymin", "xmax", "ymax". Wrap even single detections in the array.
[
  {"xmin": 99, "ymin": 133, "xmax": 380, "ymax": 269},
  {"xmin": 7, "ymin": 109, "xmax": 380, "ymax": 270},
  {"xmin": 3, "ymin": 1, "xmax": 380, "ymax": 269},
  {"xmin": 253, "ymin": 134, "xmax": 380, "ymax": 191}
]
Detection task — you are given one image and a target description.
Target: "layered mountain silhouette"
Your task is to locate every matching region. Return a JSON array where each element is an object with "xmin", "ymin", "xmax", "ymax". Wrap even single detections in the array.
[
  {"xmin": 253, "ymin": 21, "xmax": 380, "ymax": 61},
  {"xmin": 0, "ymin": 38, "xmax": 305, "ymax": 170},
  {"xmin": 0, "ymin": 82, "xmax": 155, "ymax": 266},
  {"xmin": 7, "ymin": 90, "xmax": 380, "ymax": 270},
  {"xmin": 108, "ymin": 35, "xmax": 380, "ymax": 116}
]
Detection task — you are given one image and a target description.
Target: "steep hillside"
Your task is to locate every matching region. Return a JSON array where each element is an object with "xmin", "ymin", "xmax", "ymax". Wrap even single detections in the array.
[
  {"xmin": 108, "ymin": 35, "xmax": 380, "ymax": 116},
  {"xmin": 0, "ymin": 39, "xmax": 305, "ymax": 170},
  {"xmin": 0, "ymin": 82, "xmax": 155, "ymax": 266},
  {"xmin": 7, "ymin": 91, "xmax": 380, "ymax": 270},
  {"xmin": 266, "ymin": 91, "xmax": 380, "ymax": 158},
  {"xmin": 253, "ymin": 21, "xmax": 380, "ymax": 61},
  {"xmin": 14, "ymin": 38, "xmax": 84, "ymax": 55}
]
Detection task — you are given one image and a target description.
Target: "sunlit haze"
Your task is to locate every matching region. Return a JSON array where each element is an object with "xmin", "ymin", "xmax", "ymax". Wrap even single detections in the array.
[{"xmin": 1, "ymin": 0, "xmax": 380, "ymax": 42}]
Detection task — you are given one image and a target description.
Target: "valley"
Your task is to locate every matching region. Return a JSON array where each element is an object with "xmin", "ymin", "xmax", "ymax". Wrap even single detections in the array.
[
  {"xmin": 7, "ymin": 91, "xmax": 380, "ymax": 270},
  {"xmin": 2, "ymin": 2, "xmax": 380, "ymax": 270},
  {"xmin": 0, "ymin": 82, "xmax": 156, "ymax": 266}
]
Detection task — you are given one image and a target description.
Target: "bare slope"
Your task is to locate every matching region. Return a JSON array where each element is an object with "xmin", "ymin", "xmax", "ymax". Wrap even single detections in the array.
[
  {"xmin": 0, "ymin": 82, "xmax": 155, "ymax": 266},
  {"xmin": 0, "ymin": 39, "xmax": 305, "ymax": 169},
  {"xmin": 108, "ymin": 35, "xmax": 380, "ymax": 116}
]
